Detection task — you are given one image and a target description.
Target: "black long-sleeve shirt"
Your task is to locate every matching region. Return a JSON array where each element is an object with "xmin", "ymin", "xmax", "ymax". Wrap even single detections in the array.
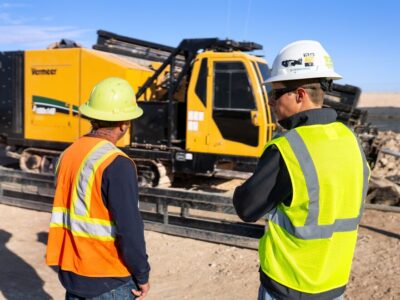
[
  {"xmin": 59, "ymin": 156, "xmax": 150, "ymax": 298},
  {"xmin": 233, "ymin": 108, "xmax": 346, "ymax": 300}
]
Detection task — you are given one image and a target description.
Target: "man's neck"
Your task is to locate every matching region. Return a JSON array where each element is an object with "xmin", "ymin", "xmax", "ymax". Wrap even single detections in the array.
[{"xmin": 87, "ymin": 129, "xmax": 118, "ymax": 144}]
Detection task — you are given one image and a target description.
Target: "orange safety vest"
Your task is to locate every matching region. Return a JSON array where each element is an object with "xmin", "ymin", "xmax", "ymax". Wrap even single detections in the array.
[{"xmin": 46, "ymin": 136, "xmax": 131, "ymax": 277}]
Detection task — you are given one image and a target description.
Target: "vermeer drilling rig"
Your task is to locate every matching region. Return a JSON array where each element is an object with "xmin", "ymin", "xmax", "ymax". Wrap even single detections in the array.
[{"xmin": 0, "ymin": 30, "xmax": 377, "ymax": 186}]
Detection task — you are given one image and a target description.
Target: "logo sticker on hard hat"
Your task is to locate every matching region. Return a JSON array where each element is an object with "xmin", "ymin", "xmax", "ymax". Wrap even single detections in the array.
[
  {"xmin": 324, "ymin": 56, "xmax": 333, "ymax": 69},
  {"xmin": 281, "ymin": 58, "xmax": 302, "ymax": 67},
  {"xmin": 303, "ymin": 53, "xmax": 315, "ymax": 67}
]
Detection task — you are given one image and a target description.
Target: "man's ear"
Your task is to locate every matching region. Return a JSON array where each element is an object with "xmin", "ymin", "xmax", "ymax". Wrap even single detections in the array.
[
  {"xmin": 119, "ymin": 121, "xmax": 129, "ymax": 132},
  {"xmin": 296, "ymin": 88, "xmax": 306, "ymax": 103}
]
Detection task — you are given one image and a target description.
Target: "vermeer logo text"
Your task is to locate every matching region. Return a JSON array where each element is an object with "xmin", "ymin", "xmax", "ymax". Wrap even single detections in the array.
[{"xmin": 31, "ymin": 68, "xmax": 57, "ymax": 75}]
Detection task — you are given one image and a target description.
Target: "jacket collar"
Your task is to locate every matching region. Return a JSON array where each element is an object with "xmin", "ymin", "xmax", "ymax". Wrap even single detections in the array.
[{"xmin": 278, "ymin": 108, "xmax": 337, "ymax": 130}]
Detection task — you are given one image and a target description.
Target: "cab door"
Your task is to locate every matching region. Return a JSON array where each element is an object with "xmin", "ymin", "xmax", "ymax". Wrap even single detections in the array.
[{"xmin": 206, "ymin": 58, "xmax": 265, "ymax": 157}]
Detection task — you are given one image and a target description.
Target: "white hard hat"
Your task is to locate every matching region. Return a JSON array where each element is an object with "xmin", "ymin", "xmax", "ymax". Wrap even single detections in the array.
[{"xmin": 266, "ymin": 40, "xmax": 342, "ymax": 83}]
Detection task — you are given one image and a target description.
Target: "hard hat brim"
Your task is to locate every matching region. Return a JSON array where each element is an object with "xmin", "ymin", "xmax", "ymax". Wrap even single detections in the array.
[
  {"xmin": 265, "ymin": 70, "xmax": 342, "ymax": 83},
  {"xmin": 79, "ymin": 104, "xmax": 143, "ymax": 121}
]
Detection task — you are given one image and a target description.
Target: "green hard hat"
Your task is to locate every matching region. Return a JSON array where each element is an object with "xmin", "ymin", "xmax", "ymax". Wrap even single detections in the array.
[{"xmin": 79, "ymin": 77, "xmax": 143, "ymax": 121}]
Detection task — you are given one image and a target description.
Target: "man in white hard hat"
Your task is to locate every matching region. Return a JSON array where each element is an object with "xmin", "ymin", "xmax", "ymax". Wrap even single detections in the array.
[
  {"xmin": 233, "ymin": 41, "xmax": 370, "ymax": 299},
  {"xmin": 46, "ymin": 77, "xmax": 150, "ymax": 299}
]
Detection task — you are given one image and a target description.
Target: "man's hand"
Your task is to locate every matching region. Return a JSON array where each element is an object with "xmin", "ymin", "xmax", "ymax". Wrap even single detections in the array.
[{"xmin": 132, "ymin": 282, "xmax": 150, "ymax": 300}]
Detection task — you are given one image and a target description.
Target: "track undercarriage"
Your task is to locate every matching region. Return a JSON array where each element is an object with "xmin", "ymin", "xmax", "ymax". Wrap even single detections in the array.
[{"xmin": 5, "ymin": 146, "xmax": 173, "ymax": 187}]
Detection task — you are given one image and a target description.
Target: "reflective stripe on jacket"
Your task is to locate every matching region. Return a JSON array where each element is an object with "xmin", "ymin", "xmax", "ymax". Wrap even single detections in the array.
[
  {"xmin": 46, "ymin": 137, "xmax": 131, "ymax": 277},
  {"xmin": 259, "ymin": 122, "xmax": 370, "ymax": 293}
]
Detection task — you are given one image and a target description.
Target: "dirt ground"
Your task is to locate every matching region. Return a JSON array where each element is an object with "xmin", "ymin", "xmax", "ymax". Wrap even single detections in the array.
[
  {"xmin": 0, "ymin": 203, "xmax": 399, "ymax": 300},
  {"xmin": 0, "ymin": 92, "xmax": 398, "ymax": 299}
]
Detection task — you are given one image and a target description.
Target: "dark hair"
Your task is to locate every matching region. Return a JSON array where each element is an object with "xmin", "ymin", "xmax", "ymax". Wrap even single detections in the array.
[{"xmin": 90, "ymin": 119, "xmax": 123, "ymax": 130}]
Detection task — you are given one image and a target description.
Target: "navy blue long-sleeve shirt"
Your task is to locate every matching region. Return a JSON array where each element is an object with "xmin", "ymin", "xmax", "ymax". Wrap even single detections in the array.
[{"xmin": 59, "ymin": 156, "xmax": 150, "ymax": 298}]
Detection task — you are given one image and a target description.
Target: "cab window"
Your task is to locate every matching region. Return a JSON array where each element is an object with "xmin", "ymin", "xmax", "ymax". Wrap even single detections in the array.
[
  {"xmin": 214, "ymin": 62, "xmax": 255, "ymax": 110},
  {"xmin": 256, "ymin": 62, "xmax": 272, "ymax": 93},
  {"xmin": 212, "ymin": 61, "xmax": 259, "ymax": 147}
]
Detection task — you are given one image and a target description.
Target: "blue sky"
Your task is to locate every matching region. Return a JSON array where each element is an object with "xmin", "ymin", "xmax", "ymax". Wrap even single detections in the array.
[{"xmin": 1, "ymin": 0, "xmax": 399, "ymax": 92}]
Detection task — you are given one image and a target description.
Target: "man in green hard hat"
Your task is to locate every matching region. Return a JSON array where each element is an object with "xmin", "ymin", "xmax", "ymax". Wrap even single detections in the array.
[{"xmin": 46, "ymin": 77, "xmax": 150, "ymax": 299}]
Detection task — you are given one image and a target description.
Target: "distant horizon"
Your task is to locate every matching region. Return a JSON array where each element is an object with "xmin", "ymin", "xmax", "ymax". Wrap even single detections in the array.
[
  {"xmin": 1, "ymin": 0, "xmax": 399, "ymax": 92},
  {"xmin": 361, "ymin": 92, "xmax": 400, "ymax": 94},
  {"xmin": 358, "ymin": 93, "xmax": 400, "ymax": 109}
]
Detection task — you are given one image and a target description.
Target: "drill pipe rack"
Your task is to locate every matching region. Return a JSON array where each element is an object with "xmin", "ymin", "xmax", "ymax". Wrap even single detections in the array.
[
  {"xmin": 1, "ymin": 168, "xmax": 399, "ymax": 250},
  {"xmin": 0, "ymin": 167, "xmax": 263, "ymax": 249}
]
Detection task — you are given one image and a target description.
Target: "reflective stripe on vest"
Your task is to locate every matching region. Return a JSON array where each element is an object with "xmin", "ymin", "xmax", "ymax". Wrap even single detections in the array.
[
  {"xmin": 72, "ymin": 141, "xmax": 117, "ymax": 216},
  {"xmin": 50, "ymin": 208, "xmax": 116, "ymax": 241},
  {"xmin": 50, "ymin": 141, "xmax": 122, "ymax": 241},
  {"xmin": 268, "ymin": 129, "xmax": 370, "ymax": 240}
]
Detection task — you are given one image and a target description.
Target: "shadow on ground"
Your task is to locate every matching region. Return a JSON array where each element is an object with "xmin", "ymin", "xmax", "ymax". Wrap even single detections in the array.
[
  {"xmin": 37, "ymin": 231, "xmax": 58, "ymax": 274},
  {"xmin": 360, "ymin": 224, "xmax": 400, "ymax": 240},
  {"xmin": 0, "ymin": 229, "xmax": 52, "ymax": 299}
]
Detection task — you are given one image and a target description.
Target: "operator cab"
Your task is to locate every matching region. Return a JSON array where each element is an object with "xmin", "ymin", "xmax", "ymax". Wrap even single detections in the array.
[{"xmin": 186, "ymin": 51, "xmax": 274, "ymax": 158}]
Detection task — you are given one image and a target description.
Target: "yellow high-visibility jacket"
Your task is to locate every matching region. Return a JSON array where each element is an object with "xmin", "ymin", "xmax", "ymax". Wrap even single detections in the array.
[{"xmin": 259, "ymin": 122, "xmax": 370, "ymax": 293}]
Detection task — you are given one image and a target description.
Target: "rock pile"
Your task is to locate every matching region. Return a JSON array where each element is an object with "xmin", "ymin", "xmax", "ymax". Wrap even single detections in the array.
[{"xmin": 369, "ymin": 131, "xmax": 400, "ymax": 206}]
